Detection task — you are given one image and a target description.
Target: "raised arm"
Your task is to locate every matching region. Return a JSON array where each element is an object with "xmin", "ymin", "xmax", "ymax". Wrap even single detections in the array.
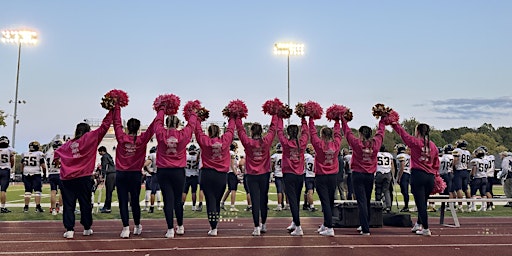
[{"xmin": 235, "ymin": 118, "xmax": 250, "ymax": 145}]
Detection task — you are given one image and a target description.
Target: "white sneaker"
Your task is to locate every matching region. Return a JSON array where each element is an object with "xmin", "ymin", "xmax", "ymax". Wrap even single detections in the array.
[
  {"xmin": 356, "ymin": 226, "xmax": 362, "ymax": 232},
  {"xmin": 290, "ymin": 226, "xmax": 303, "ymax": 236},
  {"xmin": 176, "ymin": 225, "xmax": 185, "ymax": 235},
  {"xmin": 230, "ymin": 206, "xmax": 239, "ymax": 212},
  {"xmin": 416, "ymin": 228, "xmax": 432, "ymax": 236},
  {"xmin": 63, "ymin": 231, "xmax": 74, "ymax": 239},
  {"xmin": 260, "ymin": 224, "xmax": 267, "ymax": 233},
  {"xmin": 319, "ymin": 228, "xmax": 335, "ymax": 237},
  {"xmin": 317, "ymin": 224, "xmax": 327, "ymax": 233},
  {"xmin": 134, "ymin": 224, "xmax": 142, "ymax": 235},
  {"xmin": 252, "ymin": 226, "xmax": 261, "ymax": 236},
  {"xmin": 52, "ymin": 209, "xmax": 58, "ymax": 216},
  {"xmin": 192, "ymin": 206, "xmax": 196, "ymax": 211},
  {"xmin": 83, "ymin": 229, "xmax": 93, "ymax": 236},
  {"xmin": 411, "ymin": 223, "xmax": 422, "ymax": 233},
  {"xmin": 165, "ymin": 229, "xmax": 175, "ymax": 238},
  {"xmin": 208, "ymin": 228, "xmax": 218, "ymax": 236},
  {"xmin": 274, "ymin": 205, "xmax": 282, "ymax": 211},
  {"xmin": 479, "ymin": 206, "xmax": 487, "ymax": 212},
  {"xmin": 120, "ymin": 227, "xmax": 130, "ymax": 238},
  {"xmin": 360, "ymin": 231, "xmax": 371, "ymax": 236},
  {"xmin": 158, "ymin": 206, "xmax": 163, "ymax": 211},
  {"xmin": 286, "ymin": 222, "xmax": 297, "ymax": 232}
]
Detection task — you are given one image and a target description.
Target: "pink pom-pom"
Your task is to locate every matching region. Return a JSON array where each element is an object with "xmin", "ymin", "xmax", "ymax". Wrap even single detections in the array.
[
  {"xmin": 383, "ymin": 110, "xmax": 400, "ymax": 125},
  {"xmin": 431, "ymin": 174, "xmax": 447, "ymax": 195},
  {"xmin": 101, "ymin": 89, "xmax": 129, "ymax": 110},
  {"xmin": 183, "ymin": 100, "xmax": 202, "ymax": 121},
  {"xmin": 223, "ymin": 99, "xmax": 248, "ymax": 119},
  {"xmin": 303, "ymin": 101, "xmax": 323, "ymax": 120},
  {"xmin": 262, "ymin": 98, "xmax": 284, "ymax": 115},
  {"xmin": 153, "ymin": 94, "xmax": 181, "ymax": 115},
  {"xmin": 326, "ymin": 104, "xmax": 348, "ymax": 121}
]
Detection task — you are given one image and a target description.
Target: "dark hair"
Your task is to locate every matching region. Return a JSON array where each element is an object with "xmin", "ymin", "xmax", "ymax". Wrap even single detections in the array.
[
  {"xmin": 127, "ymin": 118, "xmax": 141, "ymax": 144},
  {"xmin": 358, "ymin": 126, "xmax": 372, "ymax": 140},
  {"xmin": 166, "ymin": 115, "xmax": 180, "ymax": 128},
  {"xmin": 416, "ymin": 123, "xmax": 431, "ymax": 153},
  {"xmin": 208, "ymin": 124, "xmax": 220, "ymax": 138},
  {"xmin": 74, "ymin": 123, "xmax": 91, "ymax": 140},
  {"xmin": 98, "ymin": 146, "xmax": 107, "ymax": 153},
  {"xmin": 320, "ymin": 127, "xmax": 333, "ymax": 141},
  {"xmin": 379, "ymin": 145, "xmax": 386, "ymax": 152},
  {"xmin": 287, "ymin": 124, "xmax": 300, "ymax": 152},
  {"xmin": 251, "ymin": 123, "xmax": 263, "ymax": 139}
]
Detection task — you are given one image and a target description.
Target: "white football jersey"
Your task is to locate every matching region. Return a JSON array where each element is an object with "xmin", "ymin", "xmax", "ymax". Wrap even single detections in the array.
[
  {"xmin": 185, "ymin": 152, "xmax": 200, "ymax": 177},
  {"xmin": 21, "ymin": 151, "xmax": 45, "ymax": 176},
  {"xmin": 484, "ymin": 154, "xmax": 495, "ymax": 178},
  {"xmin": 271, "ymin": 153, "xmax": 283, "ymax": 178},
  {"xmin": 145, "ymin": 152, "xmax": 157, "ymax": 176},
  {"xmin": 452, "ymin": 148, "xmax": 471, "ymax": 170},
  {"xmin": 343, "ymin": 154, "xmax": 352, "ymax": 173},
  {"xmin": 470, "ymin": 157, "xmax": 489, "ymax": 179},
  {"xmin": 501, "ymin": 156, "xmax": 512, "ymax": 174},
  {"xmin": 229, "ymin": 151, "xmax": 239, "ymax": 173},
  {"xmin": 304, "ymin": 153, "xmax": 315, "ymax": 178},
  {"xmin": 439, "ymin": 154, "xmax": 454, "ymax": 175},
  {"xmin": 396, "ymin": 153, "xmax": 411, "ymax": 174},
  {"xmin": 0, "ymin": 147, "xmax": 14, "ymax": 170},
  {"xmin": 376, "ymin": 152, "xmax": 393, "ymax": 174},
  {"xmin": 46, "ymin": 151, "xmax": 60, "ymax": 175}
]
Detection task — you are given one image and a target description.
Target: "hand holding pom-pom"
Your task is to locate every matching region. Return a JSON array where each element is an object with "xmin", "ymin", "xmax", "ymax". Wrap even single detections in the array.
[
  {"xmin": 183, "ymin": 100, "xmax": 202, "ymax": 121},
  {"xmin": 153, "ymin": 94, "xmax": 181, "ymax": 115},
  {"xmin": 382, "ymin": 110, "xmax": 399, "ymax": 125},
  {"xmin": 197, "ymin": 107, "xmax": 210, "ymax": 121},
  {"xmin": 343, "ymin": 109, "xmax": 353, "ymax": 122},
  {"xmin": 101, "ymin": 89, "xmax": 129, "ymax": 110},
  {"xmin": 372, "ymin": 103, "xmax": 393, "ymax": 119},
  {"xmin": 326, "ymin": 104, "xmax": 348, "ymax": 121},
  {"xmin": 262, "ymin": 98, "xmax": 284, "ymax": 115},
  {"xmin": 223, "ymin": 99, "xmax": 248, "ymax": 119},
  {"xmin": 295, "ymin": 103, "xmax": 305, "ymax": 118},
  {"xmin": 277, "ymin": 105, "xmax": 293, "ymax": 119},
  {"xmin": 431, "ymin": 174, "xmax": 447, "ymax": 195},
  {"xmin": 303, "ymin": 101, "xmax": 323, "ymax": 120}
]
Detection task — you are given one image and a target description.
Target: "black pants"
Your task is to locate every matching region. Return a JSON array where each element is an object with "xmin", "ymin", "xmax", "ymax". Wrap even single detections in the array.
[
  {"xmin": 61, "ymin": 176, "xmax": 93, "ymax": 231},
  {"xmin": 157, "ymin": 168, "xmax": 186, "ymax": 229},
  {"xmin": 200, "ymin": 168, "xmax": 226, "ymax": 229},
  {"xmin": 246, "ymin": 172, "xmax": 270, "ymax": 227},
  {"xmin": 116, "ymin": 171, "xmax": 142, "ymax": 227},
  {"xmin": 315, "ymin": 174, "xmax": 337, "ymax": 228},
  {"xmin": 375, "ymin": 172, "xmax": 392, "ymax": 209},
  {"xmin": 352, "ymin": 172, "xmax": 374, "ymax": 234},
  {"xmin": 411, "ymin": 169, "xmax": 434, "ymax": 229},
  {"xmin": 400, "ymin": 173, "xmax": 411, "ymax": 207},
  {"xmin": 283, "ymin": 173, "xmax": 304, "ymax": 226},
  {"xmin": 346, "ymin": 173, "xmax": 353, "ymax": 200},
  {"xmin": 103, "ymin": 172, "xmax": 116, "ymax": 209}
]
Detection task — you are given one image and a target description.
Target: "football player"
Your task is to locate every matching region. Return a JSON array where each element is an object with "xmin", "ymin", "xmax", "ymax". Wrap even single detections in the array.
[
  {"xmin": 469, "ymin": 148, "xmax": 489, "ymax": 211},
  {"xmin": 480, "ymin": 146, "xmax": 496, "ymax": 210},
  {"xmin": 452, "ymin": 140, "xmax": 472, "ymax": 212},
  {"xmin": 46, "ymin": 140, "xmax": 63, "ymax": 215},
  {"xmin": 395, "ymin": 144, "xmax": 411, "ymax": 212},
  {"xmin": 0, "ymin": 136, "xmax": 15, "ymax": 213},
  {"xmin": 270, "ymin": 143, "xmax": 285, "ymax": 211},
  {"xmin": 221, "ymin": 142, "xmax": 240, "ymax": 212},
  {"xmin": 183, "ymin": 144, "xmax": 201, "ymax": 211},
  {"xmin": 21, "ymin": 141, "xmax": 47, "ymax": 213},
  {"xmin": 439, "ymin": 144, "xmax": 455, "ymax": 200}
]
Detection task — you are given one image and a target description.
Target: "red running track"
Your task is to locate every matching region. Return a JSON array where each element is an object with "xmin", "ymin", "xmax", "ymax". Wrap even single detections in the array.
[{"xmin": 1, "ymin": 217, "xmax": 512, "ymax": 256}]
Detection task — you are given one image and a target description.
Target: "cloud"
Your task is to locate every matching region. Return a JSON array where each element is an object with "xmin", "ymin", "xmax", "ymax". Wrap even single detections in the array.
[{"xmin": 430, "ymin": 96, "xmax": 512, "ymax": 120}]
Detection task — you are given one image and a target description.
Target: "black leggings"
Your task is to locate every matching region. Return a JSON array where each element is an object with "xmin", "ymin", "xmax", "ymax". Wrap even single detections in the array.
[
  {"xmin": 157, "ymin": 168, "xmax": 186, "ymax": 229},
  {"xmin": 116, "ymin": 171, "xmax": 142, "ymax": 227},
  {"xmin": 315, "ymin": 174, "xmax": 337, "ymax": 228},
  {"xmin": 200, "ymin": 168, "xmax": 227, "ymax": 229},
  {"xmin": 283, "ymin": 173, "xmax": 304, "ymax": 226},
  {"xmin": 410, "ymin": 169, "xmax": 434, "ymax": 229},
  {"xmin": 352, "ymin": 171, "xmax": 374, "ymax": 234},
  {"xmin": 61, "ymin": 176, "xmax": 93, "ymax": 231},
  {"xmin": 246, "ymin": 173, "xmax": 270, "ymax": 227}
]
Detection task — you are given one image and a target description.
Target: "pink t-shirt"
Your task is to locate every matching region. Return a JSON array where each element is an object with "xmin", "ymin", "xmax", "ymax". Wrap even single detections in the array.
[
  {"xmin": 56, "ymin": 111, "xmax": 113, "ymax": 180},
  {"xmin": 277, "ymin": 117, "xmax": 309, "ymax": 175},
  {"xmin": 113, "ymin": 107, "xmax": 156, "ymax": 171},
  {"xmin": 309, "ymin": 119, "xmax": 342, "ymax": 175},
  {"xmin": 236, "ymin": 115, "xmax": 277, "ymax": 175},
  {"xmin": 154, "ymin": 110, "xmax": 197, "ymax": 168},
  {"xmin": 342, "ymin": 118, "xmax": 385, "ymax": 174},
  {"xmin": 194, "ymin": 118, "xmax": 235, "ymax": 172}
]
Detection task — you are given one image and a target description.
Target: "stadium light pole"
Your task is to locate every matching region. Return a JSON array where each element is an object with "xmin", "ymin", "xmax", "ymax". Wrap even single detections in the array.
[
  {"xmin": 273, "ymin": 42, "xmax": 304, "ymax": 124},
  {"xmin": 1, "ymin": 29, "xmax": 38, "ymax": 149}
]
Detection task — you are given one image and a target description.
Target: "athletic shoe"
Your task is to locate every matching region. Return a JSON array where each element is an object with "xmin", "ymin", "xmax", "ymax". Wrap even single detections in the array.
[
  {"xmin": 83, "ymin": 229, "xmax": 93, "ymax": 236},
  {"xmin": 35, "ymin": 206, "xmax": 44, "ymax": 213},
  {"xmin": 245, "ymin": 206, "xmax": 252, "ymax": 211},
  {"xmin": 487, "ymin": 206, "xmax": 493, "ymax": 211},
  {"xmin": 158, "ymin": 206, "xmax": 163, "ymax": 211},
  {"xmin": 1, "ymin": 207, "xmax": 12, "ymax": 213},
  {"xmin": 290, "ymin": 226, "xmax": 303, "ymax": 236},
  {"xmin": 360, "ymin": 231, "xmax": 371, "ymax": 236},
  {"xmin": 148, "ymin": 207, "xmax": 154, "ymax": 213},
  {"xmin": 416, "ymin": 229, "xmax": 431, "ymax": 236},
  {"xmin": 411, "ymin": 223, "xmax": 422, "ymax": 233},
  {"xmin": 252, "ymin": 226, "xmax": 261, "ymax": 236},
  {"xmin": 100, "ymin": 207, "xmax": 111, "ymax": 213},
  {"xmin": 192, "ymin": 206, "xmax": 196, "ymax": 211},
  {"xmin": 260, "ymin": 224, "xmax": 267, "ymax": 233},
  {"xmin": 469, "ymin": 204, "xmax": 477, "ymax": 212},
  {"xmin": 176, "ymin": 225, "xmax": 185, "ymax": 235},
  {"xmin": 229, "ymin": 206, "xmax": 239, "ymax": 212},
  {"xmin": 400, "ymin": 207, "xmax": 410, "ymax": 212},
  {"xmin": 309, "ymin": 207, "xmax": 317, "ymax": 212},
  {"xmin": 120, "ymin": 227, "xmax": 130, "ymax": 238},
  {"xmin": 356, "ymin": 226, "xmax": 362, "ymax": 232},
  {"xmin": 134, "ymin": 224, "xmax": 142, "ymax": 235},
  {"xmin": 286, "ymin": 222, "xmax": 297, "ymax": 232},
  {"xmin": 52, "ymin": 209, "xmax": 58, "ymax": 216},
  {"xmin": 427, "ymin": 206, "xmax": 436, "ymax": 212},
  {"xmin": 273, "ymin": 205, "xmax": 282, "ymax": 211},
  {"xmin": 479, "ymin": 206, "xmax": 487, "ymax": 212},
  {"xmin": 165, "ymin": 229, "xmax": 175, "ymax": 238},
  {"xmin": 63, "ymin": 231, "xmax": 74, "ymax": 239},
  {"xmin": 197, "ymin": 204, "xmax": 203, "ymax": 212},
  {"xmin": 317, "ymin": 224, "xmax": 327, "ymax": 233},
  {"xmin": 220, "ymin": 202, "xmax": 226, "ymax": 210},
  {"xmin": 302, "ymin": 204, "xmax": 309, "ymax": 210},
  {"xmin": 319, "ymin": 228, "xmax": 335, "ymax": 237},
  {"xmin": 207, "ymin": 228, "xmax": 218, "ymax": 236},
  {"xmin": 283, "ymin": 205, "xmax": 290, "ymax": 210}
]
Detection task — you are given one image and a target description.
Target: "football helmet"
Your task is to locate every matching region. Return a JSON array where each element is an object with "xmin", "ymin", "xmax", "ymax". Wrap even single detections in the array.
[
  {"xmin": 276, "ymin": 143, "xmax": 282, "ymax": 153},
  {"xmin": 52, "ymin": 140, "xmax": 63, "ymax": 149},
  {"xmin": 394, "ymin": 143, "xmax": 407, "ymax": 154},
  {"xmin": 456, "ymin": 139, "xmax": 468, "ymax": 149},
  {"xmin": 0, "ymin": 136, "xmax": 9, "ymax": 148},
  {"xmin": 29, "ymin": 141, "xmax": 40, "ymax": 152},
  {"xmin": 474, "ymin": 147, "xmax": 486, "ymax": 158},
  {"xmin": 478, "ymin": 146, "xmax": 488, "ymax": 153},
  {"xmin": 443, "ymin": 144, "xmax": 454, "ymax": 154},
  {"xmin": 149, "ymin": 146, "xmax": 157, "ymax": 154}
]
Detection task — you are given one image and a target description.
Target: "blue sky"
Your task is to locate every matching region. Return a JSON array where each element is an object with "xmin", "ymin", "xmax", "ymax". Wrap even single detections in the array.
[{"xmin": 1, "ymin": 1, "xmax": 511, "ymax": 151}]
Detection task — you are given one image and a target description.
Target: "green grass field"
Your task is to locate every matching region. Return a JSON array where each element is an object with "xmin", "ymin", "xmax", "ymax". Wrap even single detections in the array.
[{"xmin": 1, "ymin": 183, "xmax": 511, "ymax": 221}]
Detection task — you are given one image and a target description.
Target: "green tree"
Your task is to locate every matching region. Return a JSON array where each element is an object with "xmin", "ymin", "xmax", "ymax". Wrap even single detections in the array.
[
  {"xmin": 401, "ymin": 118, "xmax": 419, "ymax": 134},
  {"xmin": 0, "ymin": 110, "xmax": 6, "ymax": 127},
  {"xmin": 460, "ymin": 133, "xmax": 499, "ymax": 154}
]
